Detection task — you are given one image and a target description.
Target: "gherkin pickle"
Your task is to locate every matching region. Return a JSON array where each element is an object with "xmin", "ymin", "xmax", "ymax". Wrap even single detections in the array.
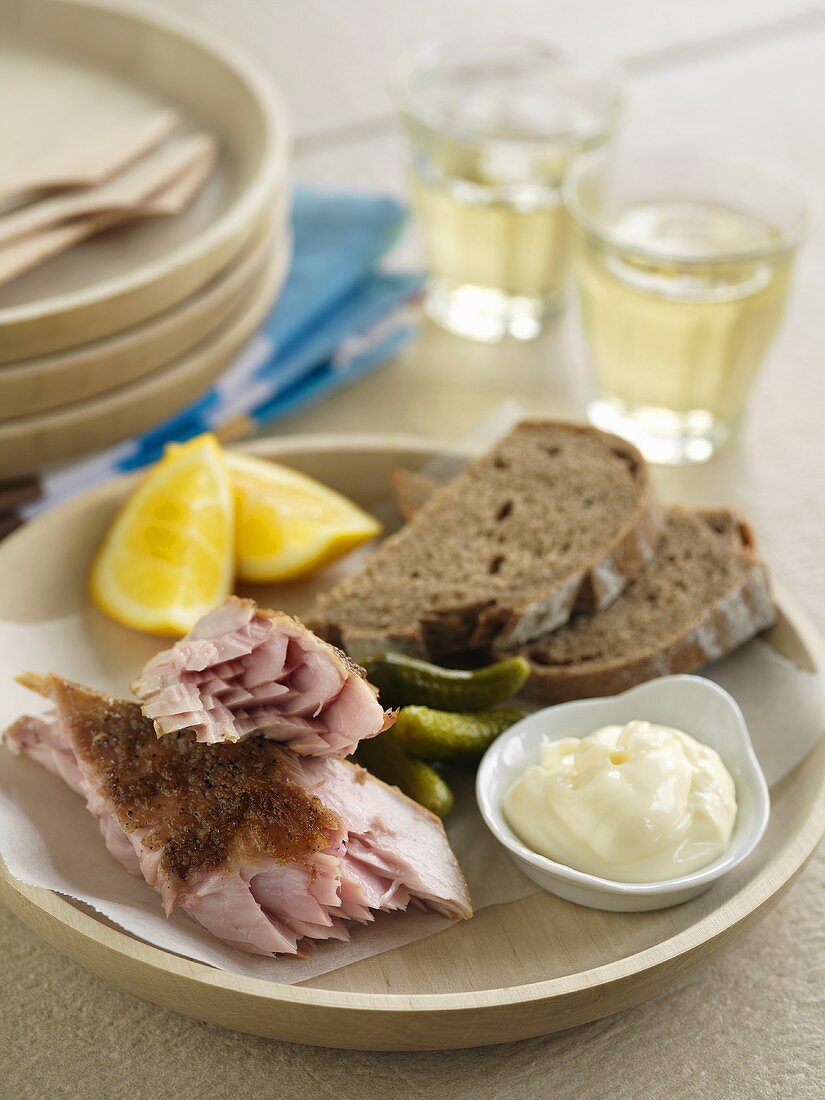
[
  {"xmin": 362, "ymin": 652, "xmax": 530, "ymax": 711},
  {"xmin": 355, "ymin": 730, "xmax": 454, "ymax": 817},
  {"xmin": 392, "ymin": 707, "xmax": 528, "ymax": 765}
]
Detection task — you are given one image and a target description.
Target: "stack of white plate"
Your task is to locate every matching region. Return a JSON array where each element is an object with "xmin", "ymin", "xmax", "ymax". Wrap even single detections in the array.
[{"xmin": 0, "ymin": 0, "xmax": 291, "ymax": 476}]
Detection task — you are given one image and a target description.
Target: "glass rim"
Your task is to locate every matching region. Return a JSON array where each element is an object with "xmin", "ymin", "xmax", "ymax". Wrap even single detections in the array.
[
  {"xmin": 392, "ymin": 35, "xmax": 625, "ymax": 147},
  {"xmin": 564, "ymin": 143, "xmax": 818, "ymax": 264}
]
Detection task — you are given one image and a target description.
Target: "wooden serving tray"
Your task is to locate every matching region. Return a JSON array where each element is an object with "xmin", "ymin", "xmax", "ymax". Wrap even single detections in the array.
[
  {"xmin": 0, "ymin": 435, "xmax": 822, "ymax": 1051},
  {"xmin": 0, "ymin": 0, "xmax": 289, "ymax": 361}
]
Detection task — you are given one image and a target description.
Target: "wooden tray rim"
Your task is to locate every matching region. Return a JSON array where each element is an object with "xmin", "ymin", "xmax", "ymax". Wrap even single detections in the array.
[
  {"xmin": 0, "ymin": 238, "xmax": 290, "ymax": 439},
  {"xmin": 0, "ymin": 189, "xmax": 288, "ymax": 378},
  {"xmin": 0, "ymin": 206, "xmax": 288, "ymax": 420},
  {"xmin": 0, "ymin": 432, "xmax": 823, "ymax": 1019}
]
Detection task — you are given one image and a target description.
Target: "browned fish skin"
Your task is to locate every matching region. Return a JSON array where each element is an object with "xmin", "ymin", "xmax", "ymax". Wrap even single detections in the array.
[{"xmin": 49, "ymin": 678, "xmax": 341, "ymax": 883}]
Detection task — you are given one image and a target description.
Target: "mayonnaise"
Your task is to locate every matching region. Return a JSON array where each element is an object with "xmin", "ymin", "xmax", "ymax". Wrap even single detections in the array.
[{"xmin": 503, "ymin": 720, "xmax": 737, "ymax": 883}]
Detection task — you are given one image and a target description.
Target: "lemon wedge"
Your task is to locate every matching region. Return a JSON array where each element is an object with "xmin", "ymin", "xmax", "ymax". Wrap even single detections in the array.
[
  {"xmin": 226, "ymin": 451, "xmax": 382, "ymax": 583},
  {"xmin": 90, "ymin": 434, "xmax": 234, "ymax": 635}
]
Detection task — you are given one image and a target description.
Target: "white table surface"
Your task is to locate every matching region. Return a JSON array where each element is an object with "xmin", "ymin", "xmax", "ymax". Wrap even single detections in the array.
[{"xmin": 3, "ymin": 2, "xmax": 824, "ymax": 1095}]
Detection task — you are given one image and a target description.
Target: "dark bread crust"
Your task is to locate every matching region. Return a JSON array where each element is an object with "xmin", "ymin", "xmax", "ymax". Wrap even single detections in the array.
[
  {"xmin": 520, "ymin": 508, "xmax": 776, "ymax": 703},
  {"xmin": 390, "ymin": 468, "xmax": 440, "ymax": 523},
  {"xmin": 310, "ymin": 421, "xmax": 664, "ymax": 662}
]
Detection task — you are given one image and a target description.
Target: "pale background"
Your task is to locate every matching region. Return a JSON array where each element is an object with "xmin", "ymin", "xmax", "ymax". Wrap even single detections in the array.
[{"xmin": 3, "ymin": 1, "xmax": 825, "ymax": 1096}]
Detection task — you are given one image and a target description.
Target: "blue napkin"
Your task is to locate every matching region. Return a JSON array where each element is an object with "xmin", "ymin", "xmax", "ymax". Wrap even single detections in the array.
[{"xmin": 273, "ymin": 187, "xmax": 411, "ymax": 354}]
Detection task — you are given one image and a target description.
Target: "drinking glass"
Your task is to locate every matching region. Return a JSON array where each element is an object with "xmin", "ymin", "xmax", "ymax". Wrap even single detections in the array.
[
  {"xmin": 395, "ymin": 37, "xmax": 623, "ymax": 342},
  {"xmin": 566, "ymin": 146, "xmax": 813, "ymax": 464}
]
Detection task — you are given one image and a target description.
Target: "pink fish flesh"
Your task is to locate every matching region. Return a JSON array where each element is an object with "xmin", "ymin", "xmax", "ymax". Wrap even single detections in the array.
[{"xmin": 131, "ymin": 597, "xmax": 394, "ymax": 755}]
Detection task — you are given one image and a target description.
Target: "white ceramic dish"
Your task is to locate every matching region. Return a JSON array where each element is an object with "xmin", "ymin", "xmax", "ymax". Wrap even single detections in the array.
[{"xmin": 477, "ymin": 675, "xmax": 771, "ymax": 912}]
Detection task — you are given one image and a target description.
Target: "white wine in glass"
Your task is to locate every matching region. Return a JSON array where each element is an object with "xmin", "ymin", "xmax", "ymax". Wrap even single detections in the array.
[
  {"xmin": 396, "ymin": 38, "xmax": 623, "ymax": 343},
  {"xmin": 567, "ymin": 149, "xmax": 812, "ymax": 463}
]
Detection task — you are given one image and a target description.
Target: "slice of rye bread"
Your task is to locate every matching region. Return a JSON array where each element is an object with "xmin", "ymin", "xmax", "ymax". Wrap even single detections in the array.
[
  {"xmin": 520, "ymin": 508, "xmax": 775, "ymax": 701},
  {"xmin": 308, "ymin": 421, "xmax": 663, "ymax": 662},
  {"xmin": 390, "ymin": 472, "xmax": 776, "ymax": 701}
]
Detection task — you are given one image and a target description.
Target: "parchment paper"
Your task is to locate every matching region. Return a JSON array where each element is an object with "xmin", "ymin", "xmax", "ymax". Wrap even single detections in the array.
[{"xmin": 0, "ymin": 612, "xmax": 821, "ymax": 984}]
